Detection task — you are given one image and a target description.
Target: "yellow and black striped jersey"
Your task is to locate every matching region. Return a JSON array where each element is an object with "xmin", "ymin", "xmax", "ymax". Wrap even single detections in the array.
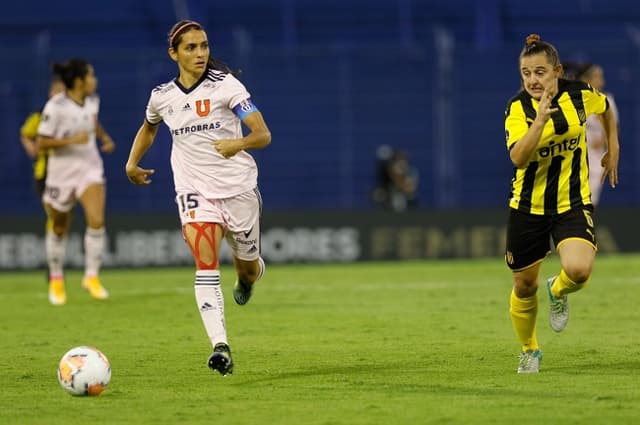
[
  {"xmin": 504, "ymin": 78, "xmax": 608, "ymax": 215},
  {"xmin": 20, "ymin": 111, "xmax": 48, "ymax": 180}
]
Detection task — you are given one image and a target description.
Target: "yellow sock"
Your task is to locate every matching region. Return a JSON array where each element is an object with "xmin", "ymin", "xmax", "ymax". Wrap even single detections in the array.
[
  {"xmin": 551, "ymin": 269, "xmax": 589, "ymax": 297},
  {"xmin": 510, "ymin": 290, "xmax": 539, "ymax": 352},
  {"xmin": 45, "ymin": 216, "xmax": 53, "ymax": 232}
]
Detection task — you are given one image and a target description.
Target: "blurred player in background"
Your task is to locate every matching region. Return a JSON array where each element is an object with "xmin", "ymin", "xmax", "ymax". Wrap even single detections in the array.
[
  {"xmin": 126, "ymin": 20, "xmax": 271, "ymax": 376},
  {"xmin": 573, "ymin": 63, "xmax": 620, "ymax": 206},
  {"xmin": 503, "ymin": 35, "xmax": 619, "ymax": 373},
  {"xmin": 371, "ymin": 145, "xmax": 419, "ymax": 211},
  {"xmin": 20, "ymin": 78, "xmax": 66, "ymax": 280},
  {"xmin": 20, "ymin": 78, "xmax": 66, "ymax": 197},
  {"xmin": 37, "ymin": 59, "xmax": 116, "ymax": 305}
]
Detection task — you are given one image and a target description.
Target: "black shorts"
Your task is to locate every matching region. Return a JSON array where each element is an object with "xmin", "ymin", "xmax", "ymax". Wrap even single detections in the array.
[
  {"xmin": 505, "ymin": 205, "xmax": 596, "ymax": 271},
  {"xmin": 35, "ymin": 178, "xmax": 46, "ymax": 197}
]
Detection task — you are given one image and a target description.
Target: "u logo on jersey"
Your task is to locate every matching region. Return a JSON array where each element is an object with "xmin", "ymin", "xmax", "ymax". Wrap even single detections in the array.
[{"xmin": 195, "ymin": 99, "xmax": 211, "ymax": 117}]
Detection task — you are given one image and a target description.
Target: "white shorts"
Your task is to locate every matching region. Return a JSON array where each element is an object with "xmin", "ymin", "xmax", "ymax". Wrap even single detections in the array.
[
  {"xmin": 42, "ymin": 166, "xmax": 105, "ymax": 213},
  {"xmin": 177, "ymin": 188, "xmax": 263, "ymax": 261}
]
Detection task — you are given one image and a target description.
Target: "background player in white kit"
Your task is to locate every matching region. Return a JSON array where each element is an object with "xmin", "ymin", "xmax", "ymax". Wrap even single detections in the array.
[
  {"xmin": 126, "ymin": 20, "xmax": 271, "ymax": 376},
  {"xmin": 37, "ymin": 58, "xmax": 115, "ymax": 305},
  {"xmin": 573, "ymin": 63, "xmax": 619, "ymax": 206}
]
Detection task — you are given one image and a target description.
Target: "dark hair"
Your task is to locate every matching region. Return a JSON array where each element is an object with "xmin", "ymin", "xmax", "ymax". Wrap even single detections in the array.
[
  {"xmin": 52, "ymin": 58, "xmax": 91, "ymax": 89},
  {"xmin": 574, "ymin": 62, "xmax": 598, "ymax": 81},
  {"xmin": 562, "ymin": 61, "xmax": 598, "ymax": 81},
  {"xmin": 167, "ymin": 20, "xmax": 240, "ymax": 76},
  {"xmin": 519, "ymin": 34, "xmax": 561, "ymax": 67}
]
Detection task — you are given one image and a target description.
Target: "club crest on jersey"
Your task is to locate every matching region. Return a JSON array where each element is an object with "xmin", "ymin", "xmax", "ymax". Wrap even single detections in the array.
[
  {"xmin": 195, "ymin": 99, "xmax": 211, "ymax": 117},
  {"xmin": 239, "ymin": 99, "xmax": 253, "ymax": 112}
]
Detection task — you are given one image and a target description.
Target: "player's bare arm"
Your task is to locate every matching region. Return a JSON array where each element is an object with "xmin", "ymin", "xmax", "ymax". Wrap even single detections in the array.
[
  {"xmin": 600, "ymin": 106, "xmax": 620, "ymax": 188},
  {"xmin": 212, "ymin": 111, "xmax": 271, "ymax": 159},
  {"xmin": 37, "ymin": 132, "xmax": 89, "ymax": 150},
  {"xmin": 96, "ymin": 121, "xmax": 116, "ymax": 154},
  {"xmin": 21, "ymin": 135, "xmax": 38, "ymax": 158},
  {"xmin": 125, "ymin": 120, "xmax": 158, "ymax": 185}
]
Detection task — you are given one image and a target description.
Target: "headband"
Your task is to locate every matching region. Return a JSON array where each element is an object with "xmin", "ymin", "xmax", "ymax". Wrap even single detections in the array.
[{"xmin": 169, "ymin": 21, "xmax": 201, "ymax": 47}]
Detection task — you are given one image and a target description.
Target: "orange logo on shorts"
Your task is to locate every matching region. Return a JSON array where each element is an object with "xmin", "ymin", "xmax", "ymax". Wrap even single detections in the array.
[{"xmin": 189, "ymin": 210, "xmax": 196, "ymax": 219}]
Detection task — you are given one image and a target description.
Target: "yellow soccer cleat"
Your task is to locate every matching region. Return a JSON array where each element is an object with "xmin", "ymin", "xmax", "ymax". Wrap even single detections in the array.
[
  {"xmin": 48, "ymin": 278, "xmax": 67, "ymax": 306},
  {"xmin": 82, "ymin": 276, "xmax": 109, "ymax": 300}
]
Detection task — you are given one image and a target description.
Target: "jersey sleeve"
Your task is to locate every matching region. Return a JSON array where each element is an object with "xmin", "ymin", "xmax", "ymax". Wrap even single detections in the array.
[
  {"xmin": 91, "ymin": 94, "xmax": 100, "ymax": 116},
  {"xmin": 504, "ymin": 100, "xmax": 529, "ymax": 151},
  {"xmin": 20, "ymin": 112, "xmax": 41, "ymax": 138},
  {"xmin": 145, "ymin": 89, "xmax": 163, "ymax": 125},
  {"xmin": 37, "ymin": 100, "xmax": 59, "ymax": 138},
  {"xmin": 223, "ymin": 75, "xmax": 260, "ymax": 119},
  {"xmin": 583, "ymin": 85, "xmax": 608, "ymax": 116}
]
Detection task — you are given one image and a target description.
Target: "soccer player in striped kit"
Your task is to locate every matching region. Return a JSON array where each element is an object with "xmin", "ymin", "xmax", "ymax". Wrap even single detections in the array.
[
  {"xmin": 126, "ymin": 20, "xmax": 271, "ymax": 376},
  {"xmin": 504, "ymin": 35, "xmax": 619, "ymax": 373},
  {"xmin": 37, "ymin": 59, "xmax": 115, "ymax": 305}
]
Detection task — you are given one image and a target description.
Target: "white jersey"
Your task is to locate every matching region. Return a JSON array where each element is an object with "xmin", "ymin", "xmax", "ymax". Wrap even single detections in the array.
[
  {"xmin": 37, "ymin": 92, "xmax": 104, "ymax": 186},
  {"xmin": 586, "ymin": 92, "xmax": 619, "ymax": 205},
  {"xmin": 586, "ymin": 92, "xmax": 619, "ymax": 157},
  {"xmin": 146, "ymin": 68, "xmax": 259, "ymax": 199}
]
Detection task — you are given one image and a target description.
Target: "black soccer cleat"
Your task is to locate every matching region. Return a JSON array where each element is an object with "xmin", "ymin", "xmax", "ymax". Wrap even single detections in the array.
[
  {"xmin": 233, "ymin": 257, "xmax": 265, "ymax": 306},
  {"xmin": 208, "ymin": 343, "xmax": 234, "ymax": 376},
  {"xmin": 233, "ymin": 279, "xmax": 253, "ymax": 306}
]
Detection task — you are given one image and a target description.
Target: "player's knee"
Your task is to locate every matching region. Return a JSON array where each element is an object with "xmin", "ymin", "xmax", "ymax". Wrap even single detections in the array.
[
  {"xmin": 513, "ymin": 282, "xmax": 537, "ymax": 298},
  {"xmin": 193, "ymin": 251, "xmax": 218, "ymax": 270},
  {"xmin": 52, "ymin": 223, "xmax": 68, "ymax": 237},
  {"xmin": 51, "ymin": 216, "xmax": 70, "ymax": 236},
  {"xmin": 564, "ymin": 264, "xmax": 592, "ymax": 284}
]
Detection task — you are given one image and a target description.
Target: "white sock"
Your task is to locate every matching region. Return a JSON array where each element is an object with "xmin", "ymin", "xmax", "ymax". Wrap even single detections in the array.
[
  {"xmin": 46, "ymin": 231, "xmax": 67, "ymax": 279},
  {"xmin": 194, "ymin": 270, "xmax": 227, "ymax": 347},
  {"xmin": 84, "ymin": 227, "xmax": 105, "ymax": 277}
]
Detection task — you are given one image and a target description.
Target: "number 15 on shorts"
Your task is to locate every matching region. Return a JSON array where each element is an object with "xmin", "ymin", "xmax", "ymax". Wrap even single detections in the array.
[{"xmin": 177, "ymin": 193, "xmax": 199, "ymax": 218}]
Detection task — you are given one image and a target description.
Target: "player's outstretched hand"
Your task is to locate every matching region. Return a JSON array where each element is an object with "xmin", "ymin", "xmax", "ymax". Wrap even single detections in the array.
[
  {"xmin": 101, "ymin": 138, "xmax": 116, "ymax": 154},
  {"xmin": 125, "ymin": 164, "xmax": 155, "ymax": 185},
  {"xmin": 600, "ymin": 148, "xmax": 619, "ymax": 188}
]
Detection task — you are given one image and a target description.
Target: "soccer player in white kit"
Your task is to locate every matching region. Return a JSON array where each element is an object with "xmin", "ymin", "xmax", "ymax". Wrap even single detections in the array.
[
  {"xmin": 126, "ymin": 20, "xmax": 271, "ymax": 376},
  {"xmin": 37, "ymin": 59, "xmax": 115, "ymax": 305},
  {"xmin": 574, "ymin": 63, "xmax": 620, "ymax": 206}
]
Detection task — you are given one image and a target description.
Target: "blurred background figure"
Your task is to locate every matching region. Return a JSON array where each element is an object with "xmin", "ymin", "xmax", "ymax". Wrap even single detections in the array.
[
  {"xmin": 37, "ymin": 58, "xmax": 116, "ymax": 305},
  {"xmin": 574, "ymin": 63, "xmax": 620, "ymax": 206},
  {"xmin": 19, "ymin": 77, "xmax": 66, "ymax": 282},
  {"xmin": 372, "ymin": 145, "xmax": 419, "ymax": 212},
  {"xmin": 19, "ymin": 78, "xmax": 66, "ymax": 199}
]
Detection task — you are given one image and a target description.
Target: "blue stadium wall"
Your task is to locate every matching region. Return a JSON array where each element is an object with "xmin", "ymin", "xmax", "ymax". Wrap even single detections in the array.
[{"xmin": 2, "ymin": 0, "xmax": 640, "ymax": 215}]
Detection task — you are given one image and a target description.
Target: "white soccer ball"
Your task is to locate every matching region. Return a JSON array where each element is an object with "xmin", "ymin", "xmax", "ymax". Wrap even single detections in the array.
[{"xmin": 57, "ymin": 346, "xmax": 111, "ymax": 396}]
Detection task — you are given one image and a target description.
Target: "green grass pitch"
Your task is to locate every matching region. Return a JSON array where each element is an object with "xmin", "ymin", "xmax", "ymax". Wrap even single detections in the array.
[{"xmin": 0, "ymin": 254, "xmax": 639, "ymax": 424}]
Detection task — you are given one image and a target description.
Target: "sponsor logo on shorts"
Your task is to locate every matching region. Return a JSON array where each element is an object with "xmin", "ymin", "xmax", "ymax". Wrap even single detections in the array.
[
  {"xmin": 235, "ymin": 237, "xmax": 257, "ymax": 246},
  {"xmin": 506, "ymin": 251, "xmax": 514, "ymax": 265}
]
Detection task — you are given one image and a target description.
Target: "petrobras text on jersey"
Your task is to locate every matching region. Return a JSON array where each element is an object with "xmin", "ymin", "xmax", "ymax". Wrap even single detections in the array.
[{"xmin": 171, "ymin": 121, "xmax": 221, "ymax": 136}]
